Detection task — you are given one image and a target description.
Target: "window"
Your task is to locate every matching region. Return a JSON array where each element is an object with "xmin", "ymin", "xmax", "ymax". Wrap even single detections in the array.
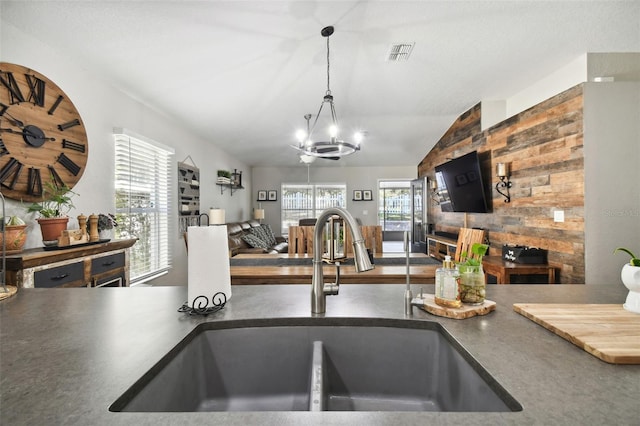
[
  {"xmin": 281, "ymin": 183, "xmax": 346, "ymax": 234},
  {"xmin": 114, "ymin": 129, "xmax": 174, "ymax": 284}
]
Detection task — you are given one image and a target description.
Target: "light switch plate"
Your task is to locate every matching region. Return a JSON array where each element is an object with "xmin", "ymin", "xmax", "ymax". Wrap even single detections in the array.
[{"xmin": 554, "ymin": 210, "xmax": 565, "ymax": 222}]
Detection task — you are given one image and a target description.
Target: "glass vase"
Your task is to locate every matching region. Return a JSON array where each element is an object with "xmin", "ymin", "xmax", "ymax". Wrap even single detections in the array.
[{"xmin": 459, "ymin": 264, "xmax": 486, "ymax": 305}]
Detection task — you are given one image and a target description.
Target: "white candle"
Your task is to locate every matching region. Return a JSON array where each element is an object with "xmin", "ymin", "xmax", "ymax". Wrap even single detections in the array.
[
  {"xmin": 209, "ymin": 208, "xmax": 225, "ymax": 225},
  {"xmin": 496, "ymin": 162, "xmax": 509, "ymax": 177}
]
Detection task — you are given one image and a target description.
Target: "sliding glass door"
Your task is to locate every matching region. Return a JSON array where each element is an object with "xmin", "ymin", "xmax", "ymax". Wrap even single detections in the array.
[{"xmin": 378, "ymin": 180, "xmax": 411, "ymax": 249}]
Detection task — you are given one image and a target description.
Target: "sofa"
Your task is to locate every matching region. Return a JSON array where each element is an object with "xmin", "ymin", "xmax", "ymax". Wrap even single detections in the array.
[{"xmin": 227, "ymin": 220, "xmax": 288, "ymax": 256}]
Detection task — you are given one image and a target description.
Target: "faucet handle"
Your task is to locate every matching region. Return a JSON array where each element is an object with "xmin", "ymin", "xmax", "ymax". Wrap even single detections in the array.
[
  {"xmin": 324, "ymin": 262, "xmax": 340, "ymax": 295},
  {"xmin": 323, "ymin": 283, "xmax": 339, "ymax": 296}
]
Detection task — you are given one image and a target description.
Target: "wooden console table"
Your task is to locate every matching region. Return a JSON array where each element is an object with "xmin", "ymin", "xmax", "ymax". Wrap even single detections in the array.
[
  {"xmin": 5, "ymin": 239, "xmax": 137, "ymax": 288},
  {"xmin": 482, "ymin": 256, "xmax": 556, "ymax": 284},
  {"xmin": 427, "ymin": 235, "xmax": 457, "ymax": 261}
]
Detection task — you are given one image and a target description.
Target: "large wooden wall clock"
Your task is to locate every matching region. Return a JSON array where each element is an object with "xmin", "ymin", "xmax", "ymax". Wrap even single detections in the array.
[{"xmin": 0, "ymin": 62, "xmax": 88, "ymax": 202}]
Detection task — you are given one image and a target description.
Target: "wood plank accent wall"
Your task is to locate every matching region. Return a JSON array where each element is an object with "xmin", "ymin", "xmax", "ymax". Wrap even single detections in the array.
[{"xmin": 418, "ymin": 84, "xmax": 585, "ymax": 283}]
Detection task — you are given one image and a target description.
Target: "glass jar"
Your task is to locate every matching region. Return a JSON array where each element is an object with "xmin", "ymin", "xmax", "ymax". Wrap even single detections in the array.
[{"xmin": 459, "ymin": 264, "xmax": 486, "ymax": 305}]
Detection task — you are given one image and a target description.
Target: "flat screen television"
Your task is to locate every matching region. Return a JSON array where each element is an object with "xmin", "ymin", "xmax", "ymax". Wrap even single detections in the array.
[{"xmin": 435, "ymin": 151, "xmax": 490, "ymax": 213}]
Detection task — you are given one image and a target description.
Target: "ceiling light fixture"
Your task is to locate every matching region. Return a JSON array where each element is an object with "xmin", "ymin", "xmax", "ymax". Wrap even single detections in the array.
[{"xmin": 291, "ymin": 25, "xmax": 363, "ymax": 160}]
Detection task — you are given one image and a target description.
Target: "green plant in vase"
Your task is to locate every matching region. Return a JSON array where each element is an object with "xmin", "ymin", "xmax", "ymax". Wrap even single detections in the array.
[
  {"xmin": 614, "ymin": 247, "xmax": 640, "ymax": 313},
  {"xmin": 458, "ymin": 243, "xmax": 489, "ymax": 305},
  {"xmin": 614, "ymin": 247, "xmax": 640, "ymax": 266},
  {"xmin": 25, "ymin": 179, "xmax": 78, "ymax": 245},
  {"xmin": 1, "ymin": 215, "xmax": 28, "ymax": 253},
  {"xmin": 26, "ymin": 179, "xmax": 77, "ymax": 218}
]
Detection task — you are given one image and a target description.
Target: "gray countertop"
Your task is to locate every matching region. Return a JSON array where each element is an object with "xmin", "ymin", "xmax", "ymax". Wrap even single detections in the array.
[{"xmin": 1, "ymin": 283, "xmax": 638, "ymax": 425}]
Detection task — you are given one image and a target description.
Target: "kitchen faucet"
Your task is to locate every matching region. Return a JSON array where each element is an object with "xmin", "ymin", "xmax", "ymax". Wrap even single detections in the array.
[{"xmin": 311, "ymin": 207, "xmax": 374, "ymax": 314}]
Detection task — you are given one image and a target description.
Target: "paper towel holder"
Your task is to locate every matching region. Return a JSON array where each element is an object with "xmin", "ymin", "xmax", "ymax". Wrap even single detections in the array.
[{"xmin": 178, "ymin": 292, "xmax": 227, "ymax": 316}]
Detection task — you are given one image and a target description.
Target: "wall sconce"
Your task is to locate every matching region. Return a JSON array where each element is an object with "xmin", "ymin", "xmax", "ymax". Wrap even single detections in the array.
[
  {"xmin": 495, "ymin": 162, "xmax": 512, "ymax": 203},
  {"xmin": 253, "ymin": 203, "xmax": 265, "ymax": 223},
  {"xmin": 429, "ymin": 178, "xmax": 440, "ymax": 205}
]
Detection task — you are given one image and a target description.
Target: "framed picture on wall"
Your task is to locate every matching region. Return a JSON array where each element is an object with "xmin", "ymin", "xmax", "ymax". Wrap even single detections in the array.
[
  {"xmin": 363, "ymin": 190, "xmax": 373, "ymax": 201},
  {"xmin": 353, "ymin": 190, "xmax": 362, "ymax": 201},
  {"xmin": 257, "ymin": 190, "xmax": 267, "ymax": 201},
  {"xmin": 268, "ymin": 190, "xmax": 278, "ymax": 201}
]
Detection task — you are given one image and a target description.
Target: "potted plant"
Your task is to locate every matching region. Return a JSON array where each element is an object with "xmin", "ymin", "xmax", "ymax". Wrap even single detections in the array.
[
  {"xmin": 216, "ymin": 170, "xmax": 232, "ymax": 184},
  {"xmin": 96, "ymin": 213, "xmax": 118, "ymax": 240},
  {"xmin": 26, "ymin": 180, "xmax": 77, "ymax": 245},
  {"xmin": 614, "ymin": 247, "xmax": 640, "ymax": 314},
  {"xmin": 458, "ymin": 243, "xmax": 489, "ymax": 305},
  {"xmin": 1, "ymin": 215, "xmax": 28, "ymax": 253}
]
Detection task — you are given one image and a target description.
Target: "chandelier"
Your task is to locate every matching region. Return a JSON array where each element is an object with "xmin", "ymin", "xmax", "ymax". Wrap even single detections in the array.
[{"xmin": 291, "ymin": 26, "xmax": 363, "ymax": 160}]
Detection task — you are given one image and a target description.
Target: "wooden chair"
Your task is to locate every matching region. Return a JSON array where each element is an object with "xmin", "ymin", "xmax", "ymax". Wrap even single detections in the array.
[
  {"xmin": 454, "ymin": 228, "xmax": 486, "ymax": 262},
  {"xmin": 288, "ymin": 225, "xmax": 383, "ymax": 256}
]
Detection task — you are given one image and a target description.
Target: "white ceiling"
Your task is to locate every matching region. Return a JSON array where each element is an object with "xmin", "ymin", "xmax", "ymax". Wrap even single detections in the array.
[{"xmin": 2, "ymin": 1, "xmax": 639, "ymax": 168}]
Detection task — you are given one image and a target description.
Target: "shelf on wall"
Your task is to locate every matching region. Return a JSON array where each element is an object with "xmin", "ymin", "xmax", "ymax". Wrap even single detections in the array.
[
  {"xmin": 216, "ymin": 183, "xmax": 244, "ymax": 196},
  {"xmin": 216, "ymin": 168, "xmax": 243, "ymax": 196}
]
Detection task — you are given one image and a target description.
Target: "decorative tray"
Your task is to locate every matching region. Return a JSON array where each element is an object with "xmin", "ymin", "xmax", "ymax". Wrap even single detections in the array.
[
  {"xmin": 43, "ymin": 239, "xmax": 111, "ymax": 251},
  {"xmin": 412, "ymin": 293, "xmax": 496, "ymax": 319}
]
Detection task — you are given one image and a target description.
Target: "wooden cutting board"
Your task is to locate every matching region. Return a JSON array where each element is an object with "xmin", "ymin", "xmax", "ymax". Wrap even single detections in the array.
[
  {"xmin": 414, "ymin": 294, "xmax": 496, "ymax": 319},
  {"xmin": 513, "ymin": 303, "xmax": 640, "ymax": 364}
]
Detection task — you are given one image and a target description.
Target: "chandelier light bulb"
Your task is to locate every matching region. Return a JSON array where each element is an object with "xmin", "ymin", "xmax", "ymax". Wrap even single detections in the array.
[
  {"xmin": 329, "ymin": 124, "xmax": 338, "ymax": 138},
  {"xmin": 295, "ymin": 129, "xmax": 307, "ymax": 143},
  {"xmin": 354, "ymin": 132, "xmax": 363, "ymax": 145}
]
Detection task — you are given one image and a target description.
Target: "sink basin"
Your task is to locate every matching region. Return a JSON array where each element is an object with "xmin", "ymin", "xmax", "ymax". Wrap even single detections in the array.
[{"xmin": 110, "ymin": 317, "xmax": 521, "ymax": 412}]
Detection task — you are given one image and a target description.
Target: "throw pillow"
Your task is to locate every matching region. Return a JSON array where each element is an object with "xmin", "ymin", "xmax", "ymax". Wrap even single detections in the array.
[
  {"xmin": 249, "ymin": 226, "xmax": 269, "ymax": 246},
  {"xmin": 260, "ymin": 224, "xmax": 277, "ymax": 246},
  {"xmin": 242, "ymin": 233, "xmax": 269, "ymax": 249}
]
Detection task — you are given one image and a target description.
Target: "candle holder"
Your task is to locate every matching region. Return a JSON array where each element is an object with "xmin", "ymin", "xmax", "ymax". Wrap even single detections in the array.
[
  {"xmin": 429, "ymin": 178, "xmax": 440, "ymax": 205},
  {"xmin": 495, "ymin": 162, "xmax": 512, "ymax": 203}
]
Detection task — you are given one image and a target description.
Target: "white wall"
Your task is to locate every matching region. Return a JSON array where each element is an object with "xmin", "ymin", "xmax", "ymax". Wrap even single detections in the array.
[
  {"xmin": 1, "ymin": 21, "xmax": 251, "ymax": 286},
  {"xmin": 251, "ymin": 165, "xmax": 416, "ymax": 234},
  {"xmin": 583, "ymin": 82, "xmax": 640, "ymax": 285},
  {"xmin": 506, "ymin": 54, "xmax": 588, "ymax": 118}
]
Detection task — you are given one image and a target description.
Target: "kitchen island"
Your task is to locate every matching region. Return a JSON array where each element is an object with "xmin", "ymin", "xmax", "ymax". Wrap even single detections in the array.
[{"xmin": 1, "ymin": 284, "xmax": 638, "ymax": 425}]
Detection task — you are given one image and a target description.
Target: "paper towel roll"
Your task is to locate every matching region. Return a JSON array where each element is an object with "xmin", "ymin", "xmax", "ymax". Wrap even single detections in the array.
[
  {"xmin": 187, "ymin": 225, "xmax": 231, "ymax": 308},
  {"xmin": 209, "ymin": 208, "xmax": 225, "ymax": 225}
]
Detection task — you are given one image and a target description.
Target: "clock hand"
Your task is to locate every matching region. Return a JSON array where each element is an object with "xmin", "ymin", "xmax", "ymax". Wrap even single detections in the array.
[
  {"xmin": 0, "ymin": 127, "xmax": 23, "ymax": 135},
  {"xmin": 0, "ymin": 115, "xmax": 55, "ymax": 142},
  {"xmin": 1, "ymin": 110, "xmax": 26, "ymax": 129}
]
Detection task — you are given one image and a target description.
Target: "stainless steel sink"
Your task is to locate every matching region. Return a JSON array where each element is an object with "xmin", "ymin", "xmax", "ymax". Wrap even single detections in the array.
[{"xmin": 110, "ymin": 317, "xmax": 522, "ymax": 412}]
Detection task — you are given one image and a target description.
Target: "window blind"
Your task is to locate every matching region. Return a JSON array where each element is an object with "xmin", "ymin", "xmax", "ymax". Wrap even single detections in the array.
[{"xmin": 113, "ymin": 129, "xmax": 174, "ymax": 284}]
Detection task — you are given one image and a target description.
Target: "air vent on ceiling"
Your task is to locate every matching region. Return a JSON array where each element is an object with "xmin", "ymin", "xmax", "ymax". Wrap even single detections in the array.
[{"xmin": 386, "ymin": 43, "xmax": 415, "ymax": 62}]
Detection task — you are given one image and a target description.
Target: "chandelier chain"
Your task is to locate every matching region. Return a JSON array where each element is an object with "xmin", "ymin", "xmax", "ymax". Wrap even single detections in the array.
[{"xmin": 326, "ymin": 35, "xmax": 331, "ymax": 95}]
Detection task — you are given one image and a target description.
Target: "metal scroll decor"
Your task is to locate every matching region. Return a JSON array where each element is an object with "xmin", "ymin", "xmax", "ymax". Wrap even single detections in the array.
[{"xmin": 178, "ymin": 292, "xmax": 227, "ymax": 316}]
